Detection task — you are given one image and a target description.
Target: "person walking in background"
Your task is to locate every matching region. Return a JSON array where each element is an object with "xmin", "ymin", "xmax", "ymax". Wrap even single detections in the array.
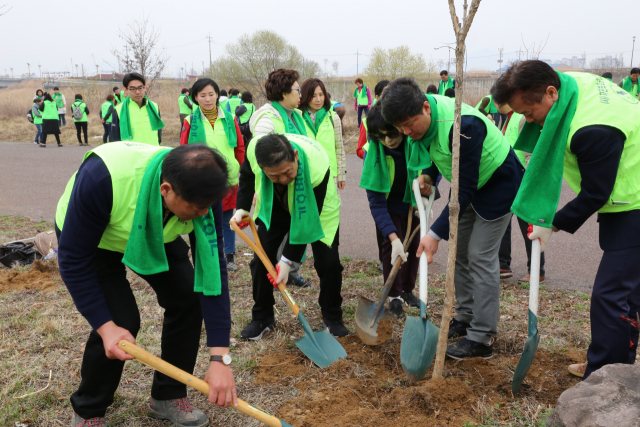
[
  {"xmin": 179, "ymin": 77, "xmax": 245, "ymax": 272},
  {"xmin": 238, "ymin": 91, "xmax": 255, "ymax": 125},
  {"xmin": 100, "ymin": 95, "xmax": 115, "ymax": 143},
  {"xmin": 52, "ymin": 86, "xmax": 67, "ymax": 126},
  {"xmin": 426, "ymin": 84, "xmax": 438, "ymax": 95},
  {"xmin": 71, "ymin": 94, "xmax": 90, "ymax": 146},
  {"xmin": 218, "ymin": 89, "xmax": 228, "ymax": 107},
  {"xmin": 327, "ymin": 93, "xmax": 346, "ymax": 123},
  {"xmin": 38, "ymin": 92, "xmax": 63, "ymax": 147},
  {"xmin": 32, "ymin": 97, "xmax": 43, "ymax": 145},
  {"xmin": 438, "ymin": 70, "xmax": 455, "ymax": 95},
  {"xmin": 178, "ymin": 88, "xmax": 193, "ymax": 125},
  {"xmin": 356, "ymin": 79, "xmax": 390, "ymax": 159},
  {"xmin": 113, "ymin": 86, "xmax": 124, "ymax": 105},
  {"xmin": 225, "ymin": 89, "xmax": 242, "ymax": 114},
  {"xmin": 353, "ymin": 77, "xmax": 371, "ymax": 127},
  {"xmin": 620, "ymin": 68, "xmax": 640, "ymax": 98}
]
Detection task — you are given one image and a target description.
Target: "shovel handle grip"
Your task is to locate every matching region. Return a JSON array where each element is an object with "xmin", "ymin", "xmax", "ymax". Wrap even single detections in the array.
[
  {"xmin": 230, "ymin": 218, "xmax": 300, "ymax": 316},
  {"xmin": 118, "ymin": 340, "xmax": 285, "ymax": 427}
]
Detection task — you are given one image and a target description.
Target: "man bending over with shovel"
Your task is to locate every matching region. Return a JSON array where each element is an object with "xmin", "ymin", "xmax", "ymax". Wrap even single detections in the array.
[
  {"xmin": 381, "ymin": 77, "xmax": 524, "ymax": 360},
  {"xmin": 56, "ymin": 141, "xmax": 236, "ymax": 426},
  {"xmin": 234, "ymin": 133, "xmax": 347, "ymax": 339}
]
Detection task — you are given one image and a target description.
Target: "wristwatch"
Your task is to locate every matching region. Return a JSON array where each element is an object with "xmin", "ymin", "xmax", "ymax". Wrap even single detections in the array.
[{"xmin": 210, "ymin": 354, "xmax": 232, "ymax": 365}]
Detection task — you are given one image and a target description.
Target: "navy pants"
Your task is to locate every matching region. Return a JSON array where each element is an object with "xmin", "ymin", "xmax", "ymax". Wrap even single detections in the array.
[
  {"xmin": 584, "ymin": 245, "xmax": 640, "ymax": 379},
  {"xmin": 357, "ymin": 106, "xmax": 369, "ymax": 127}
]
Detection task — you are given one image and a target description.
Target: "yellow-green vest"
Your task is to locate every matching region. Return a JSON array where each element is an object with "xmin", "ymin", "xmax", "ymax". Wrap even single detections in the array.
[
  {"xmin": 32, "ymin": 105, "xmax": 43, "ymax": 125},
  {"xmin": 356, "ymin": 86, "xmax": 368, "ymax": 106},
  {"xmin": 564, "ymin": 72, "xmax": 640, "ymax": 213},
  {"xmin": 438, "ymin": 78, "xmax": 454, "ymax": 95},
  {"xmin": 114, "ymin": 92, "xmax": 124, "ymax": 104},
  {"xmin": 362, "ymin": 117, "xmax": 370, "ymax": 153},
  {"xmin": 302, "ymin": 110, "xmax": 339, "ymax": 178},
  {"xmin": 239, "ymin": 103, "xmax": 254, "ymax": 125},
  {"xmin": 42, "ymin": 100, "xmax": 59, "ymax": 120},
  {"xmin": 247, "ymin": 133, "xmax": 340, "ymax": 246},
  {"xmin": 101, "ymin": 102, "xmax": 114, "ymax": 124},
  {"xmin": 72, "ymin": 100, "xmax": 88, "ymax": 122},
  {"xmin": 251, "ymin": 108, "xmax": 304, "ymax": 135},
  {"xmin": 115, "ymin": 100, "xmax": 161, "ymax": 146},
  {"xmin": 55, "ymin": 142, "xmax": 194, "ymax": 253},
  {"xmin": 178, "ymin": 94, "xmax": 192, "ymax": 115},
  {"xmin": 503, "ymin": 112, "xmax": 527, "ymax": 166},
  {"xmin": 53, "ymin": 93, "xmax": 64, "ymax": 109},
  {"xmin": 475, "ymin": 95, "xmax": 498, "ymax": 114},
  {"xmin": 427, "ymin": 95, "xmax": 510, "ymax": 187},
  {"xmin": 226, "ymin": 96, "xmax": 242, "ymax": 115},
  {"xmin": 186, "ymin": 106, "xmax": 240, "ymax": 185}
]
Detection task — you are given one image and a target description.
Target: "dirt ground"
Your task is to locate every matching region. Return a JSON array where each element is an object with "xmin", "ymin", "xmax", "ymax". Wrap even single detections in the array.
[{"xmin": 0, "ymin": 260, "xmax": 60, "ymax": 294}]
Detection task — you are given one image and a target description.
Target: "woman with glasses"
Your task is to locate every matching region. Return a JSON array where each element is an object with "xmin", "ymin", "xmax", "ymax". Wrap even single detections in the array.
[{"xmin": 298, "ymin": 78, "xmax": 346, "ymax": 190}]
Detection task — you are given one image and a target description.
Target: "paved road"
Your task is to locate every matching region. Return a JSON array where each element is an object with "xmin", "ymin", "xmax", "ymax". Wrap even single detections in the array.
[{"xmin": 0, "ymin": 142, "xmax": 601, "ymax": 293}]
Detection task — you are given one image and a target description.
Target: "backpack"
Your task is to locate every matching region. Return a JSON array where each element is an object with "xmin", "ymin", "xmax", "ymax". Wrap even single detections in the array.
[
  {"xmin": 72, "ymin": 102, "xmax": 85, "ymax": 120},
  {"xmin": 27, "ymin": 108, "xmax": 34, "ymax": 123}
]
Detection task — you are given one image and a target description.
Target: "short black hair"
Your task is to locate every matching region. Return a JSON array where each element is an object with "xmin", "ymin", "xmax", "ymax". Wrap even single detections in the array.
[
  {"xmin": 254, "ymin": 134, "xmax": 296, "ymax": 169},
  {"xmin": 113, "ymin": 86, "xmax": 120, "ymax": 92},
  {"xmin": 181, "ymin": 88, "xmax": 190, "ymax": 95},
  {"xmin": 220, "ymin": 89, "xmax": 228, "ymax": 97},
  {"xmin": 190, "ymin": 78, "xmax": 220, "ymax": 106},
  {"xmin": 440, "ymin": 70, "xmax": 448, "ymax": 76},
  {"xmin": 162, "ymin": 144, "xmax": 230, "ymax": 208},
  {"xmin": 36, "ymin": 89, "xmax": 43, "ymax": 96},
  {"xmin": 366, "ymin": 103, "xmax": 401, "ymax": 142},
  {"xmin": 123, "ymin": 72, "xmax": 145, "ymax": 88},
  {"xmin": 380, "ymin": 77, "xmax": 427, "ymax": 125},
  {"xmin": 53, "ymin": 86, "xmax": 59, "ymax": 90},
  {"xmin": 492, "ymin": 60, "xmax": 560, "ymax": 105},
  {"xmin": 230, "ymin": 88, "xmax": 240, "ymax": 96},
  {"xmin": 426, "ymin": 84, "xmax": 438, "ymax": 94},
  {"xmin": 74, "ymin": 94, "xmax": 83, "ymax": 100},
  {"xmin": 444, "ymin": 88, "xmax": 455, "ymax": 98},
  {"xmin": 602, "ymin": 72, "xmax": 613, "ymax": 79},
  {"xmin": 374, "ymin": 80, "xmax": 390, "ymax": 97},
  {"xmin": 241, "ymin": 91, "xmax": 253, "ymax": 103},
  {"xmin": 631, "ymin": 68, "xmax": 640, "ymax": 75},
  {"xmin": 42, "ymin": 92, "xmax": 53, "ymax": 102}
]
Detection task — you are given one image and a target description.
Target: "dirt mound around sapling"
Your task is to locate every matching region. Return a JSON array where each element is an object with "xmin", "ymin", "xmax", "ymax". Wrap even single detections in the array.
[{"xmin": 0, "ymin": 260, "xmax": 61, "ymax": 294}]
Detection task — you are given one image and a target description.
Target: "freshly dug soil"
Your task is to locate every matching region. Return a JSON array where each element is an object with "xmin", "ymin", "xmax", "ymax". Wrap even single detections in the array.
[
  {"xmin": 0, "ymin": 260, "xmax": 60, "ymax": 294},
  {"xmin": 256, "ymin": 333, "xmax": 580, "ymax": 426}
]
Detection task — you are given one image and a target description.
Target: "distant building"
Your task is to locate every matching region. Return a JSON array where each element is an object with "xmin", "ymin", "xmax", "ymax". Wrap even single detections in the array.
[{"xmin": 561, "ymin": 56, "xmax": 585, "ymax": 69}]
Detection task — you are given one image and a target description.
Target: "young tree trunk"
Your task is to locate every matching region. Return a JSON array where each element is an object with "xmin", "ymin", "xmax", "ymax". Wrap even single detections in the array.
[{"xmin": 432, "ymin": 0, "xmax": 482, "ymax": 380}]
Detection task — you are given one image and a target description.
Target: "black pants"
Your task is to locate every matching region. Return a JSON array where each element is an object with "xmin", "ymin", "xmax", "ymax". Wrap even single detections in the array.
[
  {"xmin": 102, "ymin": 123, "xmax": 110, "ymax": 143},
  {"xmin": 357, "ymin": 106, "xmax": 369, "ymax": 127},
  {"xmin": 69, "ymin": 239, "xmax": 203, "ymax": 418},
  {"xmin": 375, "ymin": 226, "xmax": 384, "ymax": 264},
  {"xmin": 250, "ymin": 217, "xmax": 343, "ymax": 322},
  {"xmin": 498, "ymin": 216, "xmax": 545, "ymax": 276},
  {"xmin": 584, "ymin": 245, "xmax": 640, "ymax": 379},
  {"xmin": 41, "ymin": 133, "xmax": 61, "ymax": 145},
  {"xmin": 381, "ymin": 212, "xmax": 420, "ymax": 298},
  {"xmin": 75, "ymin": 121, "xmax": 88, "ymax": 144}
]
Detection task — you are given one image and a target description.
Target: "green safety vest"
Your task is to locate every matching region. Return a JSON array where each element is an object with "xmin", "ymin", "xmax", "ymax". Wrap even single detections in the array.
[
  {"xmin": 362, "ymin": 117, "xmax": 370, "ymax": 153},
  {"xmin": 115, "ymin": 100, "xmax": 161, "ymax": 146},
  {"xmin": 114, "ymin": 92, "xmax": 123, "ymax": 104},
  {"xmin": 427, "ymin": 95, "xmax": 510, "ymax": 186},
  {"xmin": 238, "ymin": 103, "xmax": 254, "ymax": 125},
  {"xmin": 178, "ymin": 94, "xmax": 192, "ymax": 115},
  {"xmin": 438, "ymin": 78, "xmax": 454, "ymax": 95},
  {"xmin": 564, "ymin": 72, "xmax": 640, "ymax": 213},
  {"xmin": 302, "ymin": 110, "xmax": 339, "ymax": 178},
  {"xmin": 32, "ymin": 105, "xmax": 43, "ymax": 125},
  {"xmin": 185, "ymin": 107, "xmax": 240, "ymax": 185},
  {"xmin": 330, "ymin": 100, "xmax": 337, "ymax": 111},
  {"xmin": 42, "ymin": 100, "xmax": 59, "ymax": 120},
  {"xmin": 251, "ymin": 108, "xmax": 304, "ymax": 135},
  {"xmin": 503, "ymin": 112, "xmax": 526, "ymax": 166},
  {"xmin": 622, "ymin": 76, "xmax": 640, "ymax": 97},
  {"xmin": 356, "ymin": 87, "xmax": 368, "ymax": 106},
  {"xmin": 55, "ymin": 142, "xmax": 193, "ymax": 253},
  {"xmin": 247, "ymin": 133, "xmax": 340, "ymax": 246},
  {"xmin": 72, "ymin": 100, "xmax": 88, "ymax": 122},
  {"xmin": 226, "ymin": 96, "xmax": 242, "ymax": 115},
  {"xmin": 475, "ymin": 95, "xmax": 498, "ymax": 114},
  {"xmin": 53, "ymin": 93, "xmax": 64, "ymax": 109},
  {"xmin": 101, "ymin": 102, "xmax": 114, "ymax": 124}
]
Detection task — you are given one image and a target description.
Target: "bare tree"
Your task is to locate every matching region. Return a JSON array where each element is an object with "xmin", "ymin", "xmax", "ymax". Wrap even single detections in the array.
[
  {"xmin": 111, "ymin": 14, "xmax": 169, "ymax": 95},
  {"xmin": 590, "ymin": 54, "xmax": 625, "ymax": 72},
  {"xmin": 432, "ymin": 0, "xmax": 482, "ymax": 380},
  {"xmin": 521, "ymin": 34, "xmax": 550, "ymax": 60}
]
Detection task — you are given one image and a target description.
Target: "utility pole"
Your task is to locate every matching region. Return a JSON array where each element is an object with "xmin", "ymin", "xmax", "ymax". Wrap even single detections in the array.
[
  {"xmin": 38, "ymin": 64, "xmax": 41, "ymax": 77},
  {"xmin": 82, "ymin": 64, "xmax": 84, "ymax": 79},
  {"xmin": 356, "ymin": 48, "xmax": 359, "ymax": 76},
  {"xmin": 184, "ymin": 62, "xmax": 187, "ymax": 81},
  {"xmin": 632, "ymin": 36, "xmax": 637, "ymax": 67},
  {"xmin": 75, "ymin": 64, "xmax": 78, "ymax": 78},
  {"xmin": 27, "ymin": 63, "xmax": 31, "ymax": 77},
  {"xmin": 96, "ymin": 64, "xmax": 100, "ymax": 80},
  {"xmin": 206, "ymin": 33, "xmax": 213, "ymax": 69},
  {"xmin": 202, "ymin": 61, "xmax": 204, "ymax": 75},
  {"xmin": 497, "ymin": 48, "xmax": 504, "ymax": 72},
  {"xmin": 516, "ymin": 47, "xmax": 523, "ymax": 62},
  {"xmin": 10, "ymin": 68, "xmax": 13, "ymax": 78}
]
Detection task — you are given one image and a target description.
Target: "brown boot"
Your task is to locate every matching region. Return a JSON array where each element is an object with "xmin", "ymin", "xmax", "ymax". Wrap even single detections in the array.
[
  {"xmin": 518, "ymin": 274, "xmax": 545, "ymax": 283},
  {"xmin": 568, "ymin": 362, "xmax": 587, "ymax": 378},
  {"xmin": 500, "ymin": 268, "xmax": 513, "ymax": 278}
]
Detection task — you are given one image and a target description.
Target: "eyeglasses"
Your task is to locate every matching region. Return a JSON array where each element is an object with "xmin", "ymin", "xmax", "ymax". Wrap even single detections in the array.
[
  {"xmin": 374, "ymin": 129, "xmax": 401, "ymax": 141},
  {"xmin": 128, "ymin": 86, "xmax": 145, "ymax": 93},
  {"xmin": 291, "ymin": 87, "xmax": 301, "ymax": 94}
]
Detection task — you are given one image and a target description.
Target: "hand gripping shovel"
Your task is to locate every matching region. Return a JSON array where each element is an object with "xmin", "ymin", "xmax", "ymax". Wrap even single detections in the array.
[
  {"xmin": 118, "ymin": 340, "xmax": 293, "ymax": 427},
  {"xmin": 400, "ymin": 181, "xmax": 440, "ymax": 383},
  {"xmin": 355, "ymin": 206, "xmax": 422, "ymax": 346},
  {"xmin": 230, "ymin": 217, "xmax": 347, "ymax": 368},
  {"xmin": 512, "ymin": 233, "xmax": 541, "ymax": 394}
]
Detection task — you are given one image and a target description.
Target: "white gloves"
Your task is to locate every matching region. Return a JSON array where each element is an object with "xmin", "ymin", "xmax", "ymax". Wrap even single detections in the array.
[
  {"xmin": 529, "ymin": 225, "xmax": 553, "ymax": 252},
  {"xmin": 231, "ymin": 209, "xmax": 250, "ymax": 228},
  {"xmin": 390, "ymin": 238, "xmax": 408, "ymax": 266},
  {"xmin": 267, "ymin": 260, "xmax": 291, "ymax": 287}
]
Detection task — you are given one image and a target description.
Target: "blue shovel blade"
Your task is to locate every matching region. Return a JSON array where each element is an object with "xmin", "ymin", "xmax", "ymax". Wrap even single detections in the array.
[
  {"xmin": 400, "ymin": 314, "xmax": 440, "ymax": 383},
  {"xmin": 280, "ymin": 421, "xmax": 294, "ymax": 427},
  {"xmin": 295, "ymin": 312, "xmax": 347, "ymax": 368},
  {"xmin": 512, "ymin": 309, "xmax": 540, "ymax": 394}
]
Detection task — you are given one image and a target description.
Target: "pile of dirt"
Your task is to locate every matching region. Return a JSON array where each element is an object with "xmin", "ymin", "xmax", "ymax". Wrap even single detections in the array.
[
  {"xmin": 255, "ymin": 333, "xmax": 580, "ymax": 426},
  {"xmin": 0, "ymin": 260, "xmax": 60, "ymax": 294}
]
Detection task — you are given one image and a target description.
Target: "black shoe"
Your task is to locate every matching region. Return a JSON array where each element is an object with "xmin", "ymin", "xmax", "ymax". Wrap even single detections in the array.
[
  {"xmin": 288, "ymin": 276, "xmax": 311, "ymax": 288},
  {"xmin": 57, "ymin": 144, "xmax": 63, "ymax": 147},
  {"xmin": 39, "ymin": 144, "xmax": 46, "ymax": 148},
  {"xmin": 240, "ymin": 318, "xmax": 275, "ymax": 340},
  {"xmin": 448, "ymin": 318, "xmax": 470, "ymax": 339},
  {"xmin": 401, "ymin": 291, "xmax": 420, "ymax": 308},
  {"xmin": 322, "ymin": 319, "xmax": 350, "ymax": 337},
  {"xmin": 445, "ymin": 337, "xmax": 493, "ymax": 360},
  {"xmin": 226, "ymin": 254, "xmax": 238, "ymax": 271},
  {"xmin": 388, "ymin": 298, "xmax": 405, "ymax": 319}
]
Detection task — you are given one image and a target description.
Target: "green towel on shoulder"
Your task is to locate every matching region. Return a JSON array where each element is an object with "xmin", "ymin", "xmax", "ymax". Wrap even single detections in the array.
[
  {"xmin": 119, "ymin": 96, "xmax": 165, "ymax": 141},
  {"xmin": 359, "ymin": 137, "xmax": 415, "ymax": 204},
  {"xmin": 511, "ymin": 72, "xmax": 579, "ymax": 228},
  {"xmin": 622, "ymin": 76, "xmax": 638, "ymax": 95},
  {"xmin": 122, "ymin": 149, "xmax": 221, "ymax": 296},
  {"xmin": 188, "ymin": 105, "xmax": 237, "ymax": 147},
  {"xmin": 271, "ymin": 102, "xmax": 307, "ymax": 136},
  {"xmin": 302, "ymin": 108, "xmax": 328, "ymax": 137}
]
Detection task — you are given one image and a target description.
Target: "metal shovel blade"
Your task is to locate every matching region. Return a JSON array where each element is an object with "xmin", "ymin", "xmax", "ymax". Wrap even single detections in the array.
[
  {"xmin": 294, "ymin": 311, "xmax": 347, "ymax": 368},
  {"xmin": 512, "ymin": 310, "xmax": 540, "ymax": 394},
  {"xmin": 355, "ymin": 296, "xmax": 395, "ymax": 346},
  {"xmin": 401, "ymin": 304, "xmax": 440, "ymax": 383}
]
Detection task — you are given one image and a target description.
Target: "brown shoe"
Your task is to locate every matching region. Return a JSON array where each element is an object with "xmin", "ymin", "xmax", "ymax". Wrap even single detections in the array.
[
  {"xmin": 500, "ymin": 268, "xmax": 513, "ymax": 278},
  {"xmin": 518, "ymin": 274, "xmax": 545, "ymax": 283},
  {"xmin": 568, "ymin": 362, "xmax": 587, "ymax": 377}
]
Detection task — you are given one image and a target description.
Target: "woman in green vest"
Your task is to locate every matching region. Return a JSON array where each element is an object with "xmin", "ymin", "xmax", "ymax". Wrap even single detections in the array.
[
  {"xmin": 179, "ymin": 78, "xmax": 245, "ymax": 271},
  {"xmin": 493, "ymin": 60, "xmax": 640, "ymax": 379},
  {"xmin": 250, "ymin": 68, "xmax": 305, "ymax": 137},
  {"xmin": 299, "ymin": 78, "xmax": 346, "ymax": 190},
  {"xmin": 38, "ymin": 92, "xmax": 63, "ymax": 147},
  {"xmin": 238, "ymin": 91, "xmax": 255, "ymax": 125},
  {"xmin": 178, "ymin": 88, "xmax": 193, "ymax": 125},
  {"xmin": 233, "ymin": 133, "xmax": 347, "ymax": 339},
  {"xmin": 100, "ymin": 94, "xmax": 115, "ymax": 143},
  {"xmin": 225, "ymin": 88, "xmax": 242, "ymax": 115},
  {"xmin": 353, "ymin": 77, "xmax": 371, "ymax": 127},
  {"xmin": 71, "ymin": 94, "xmax": 90, "ymax": 146},
  {"xmin": 52, "ymin": 86, "xmax": 67, "ymax": 126},
  {"xmin": 32, "ymin": 97, "xmax": 44, "ymax": 145}
]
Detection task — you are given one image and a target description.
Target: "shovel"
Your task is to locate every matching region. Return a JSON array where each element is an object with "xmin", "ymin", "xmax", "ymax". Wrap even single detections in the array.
[
  {"xmin": 512, "ymin": 236, "xmax": 541, "ymax": 394},
  {"xmin": 230, "ymin": 217, "xmax": 347, "ymax": 368},
  {"xmin": 118, "ymin": 340, "xmax": 293, "ymax": 427},
  {"xmin": 355, "ymin": 206, "xmax": 421, "ymax": 346},
  {"xmin": 400, "ymin": 181, "xmax": 439, "ymax": 383}
]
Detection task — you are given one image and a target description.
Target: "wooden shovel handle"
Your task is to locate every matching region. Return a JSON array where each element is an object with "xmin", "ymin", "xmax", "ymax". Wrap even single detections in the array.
[
  {"xmin": 118, "ymin": 340, "xmax": 284, "ymax": 427},
  {"xmin": 230, "ymin": 218, "xmax": 301, "ymax": 316}
]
